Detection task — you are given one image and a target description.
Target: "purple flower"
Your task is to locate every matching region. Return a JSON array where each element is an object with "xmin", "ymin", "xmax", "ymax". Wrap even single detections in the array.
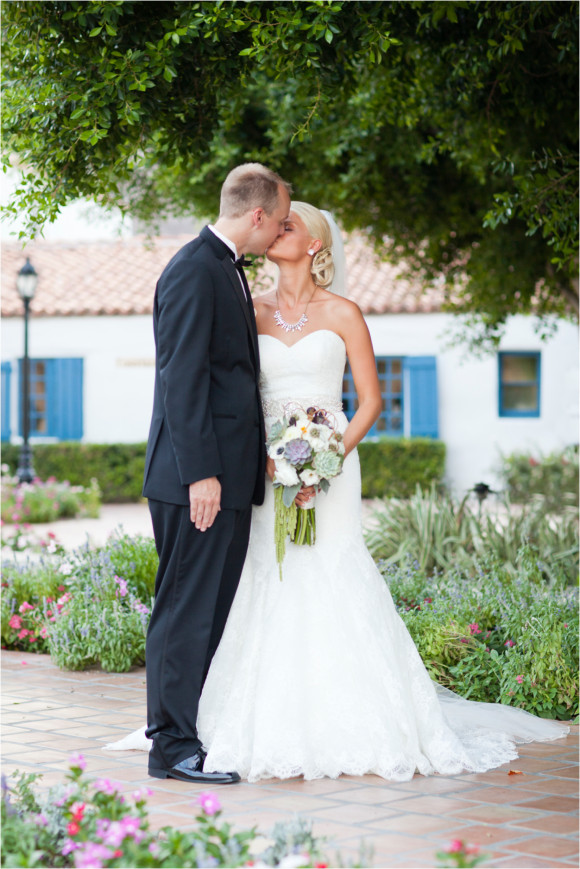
[
  {"xmin": 61, "ymin": 839, "xmax": 78, "ymax": 856},
  {"xmin": 114, "ymin": 576, "xmax": 128, "ymax": 597},
  {"xmin": 284, "ymin": 438, "xmax": 312, "ymax": 466},
  {"xmin": 74, "ymin": 843, "xmax": 113, "ymax": 868},
  {"xmin": 102, "ymin": 820, "xmax": 125, "ymax": 848},
  {"xmin": 33, "ymin": 813, "xmax": 48, "ymax": 826},
  {"xmin": 197, "ymin": 791, "xmax": 221, "ymax": 815}
]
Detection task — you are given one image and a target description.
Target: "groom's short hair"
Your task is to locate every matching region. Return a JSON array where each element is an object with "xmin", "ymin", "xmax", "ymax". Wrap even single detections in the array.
[{"xmin": 220, "ymin": 163, "xmax": 292, "ymax": 218}]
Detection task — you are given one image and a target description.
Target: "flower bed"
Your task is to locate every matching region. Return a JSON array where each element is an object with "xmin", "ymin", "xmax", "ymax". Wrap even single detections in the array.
[
  {"xmin": 1, "ymin": 758, "xmax": 485, "ymax": 868},
  {"xmin": 383, "ymin": 553, "xmax": 578, "ymax": 720},
  {"xmin": 2, "ymin": 531, "xmax": 577, "ymax": 720},
  {"xmin": 1, "ymin": 758, "xmax": 334, "ymax": 868},
  {"xmin": 1, "ymin": 466, "xmax": 101, "ymax": 525},
  {"xmin": 1, "ymin": 533, "xmax": 157, "ymax": 671}
]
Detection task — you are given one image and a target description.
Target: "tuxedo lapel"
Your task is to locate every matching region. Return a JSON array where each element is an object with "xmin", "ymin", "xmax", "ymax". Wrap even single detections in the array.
[{"xmin": 199, "ymin": 226, "xmax": 259, "ymax": 366}]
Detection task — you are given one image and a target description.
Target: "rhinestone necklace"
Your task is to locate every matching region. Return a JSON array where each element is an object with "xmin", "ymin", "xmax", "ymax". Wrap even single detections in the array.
[{"xmin": 274, "ymin": 287, "xmax": 318, "ymax": 333}]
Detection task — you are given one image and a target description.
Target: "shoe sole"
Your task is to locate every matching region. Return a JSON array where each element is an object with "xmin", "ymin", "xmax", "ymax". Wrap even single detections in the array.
[{"xmin": 148, "ymin": 767, "xmax": 240, "ymax": 784}]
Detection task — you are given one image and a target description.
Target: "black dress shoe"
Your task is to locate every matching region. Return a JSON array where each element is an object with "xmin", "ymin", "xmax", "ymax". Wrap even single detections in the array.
[{"xmin": 149, "ymin": 750, "xmax": 240, "ymax": 784}]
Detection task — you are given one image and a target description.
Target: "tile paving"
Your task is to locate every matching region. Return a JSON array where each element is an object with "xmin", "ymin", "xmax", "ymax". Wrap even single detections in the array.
[{"xmin": 1, "ymin": 650, "xmax": 578, "ymax": 868}]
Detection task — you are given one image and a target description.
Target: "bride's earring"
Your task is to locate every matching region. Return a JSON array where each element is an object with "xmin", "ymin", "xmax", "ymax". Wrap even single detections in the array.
[{"xmin": 307, "ymin": 249, "xmax": 315, "ymax": 256}]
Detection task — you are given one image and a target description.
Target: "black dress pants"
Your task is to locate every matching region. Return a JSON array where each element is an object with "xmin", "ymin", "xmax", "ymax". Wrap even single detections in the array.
[{"xmin": 145, "ymin": 499, "xmax": 252, "ymax": 770}]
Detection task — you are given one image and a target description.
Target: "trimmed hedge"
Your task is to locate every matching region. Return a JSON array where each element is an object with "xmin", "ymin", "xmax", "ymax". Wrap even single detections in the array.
[
  {"xmin": 358, "ymin": 437, "xmax": 446, "ymax": 499},
  {"xmin": 2, "ymin": 437, "xmax": 446, "ymax": 502},
  {"xmin": 1, "ymin": 443, "xmax": 146, "ymax": 503}
]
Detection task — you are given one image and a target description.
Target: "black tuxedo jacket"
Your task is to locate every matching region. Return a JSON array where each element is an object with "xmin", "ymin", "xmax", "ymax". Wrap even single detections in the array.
[{"xmin": 143, "ymin": 227, "xmax": 266, "ymax": 509}]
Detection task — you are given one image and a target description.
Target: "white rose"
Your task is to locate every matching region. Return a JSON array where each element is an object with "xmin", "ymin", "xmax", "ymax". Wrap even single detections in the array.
[
  {"xmin": 274, "ymin": 460, "xmax": 300, "ymax": 487},
  {"xmin": 299, "ymin": 468, "xmax": 320, "ymax": 486}
]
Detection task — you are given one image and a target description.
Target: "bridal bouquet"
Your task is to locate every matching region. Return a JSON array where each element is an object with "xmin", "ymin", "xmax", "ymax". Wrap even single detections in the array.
[{"xmin": 267, "ymin": 405, "xmax": 345, "ymax": 578}]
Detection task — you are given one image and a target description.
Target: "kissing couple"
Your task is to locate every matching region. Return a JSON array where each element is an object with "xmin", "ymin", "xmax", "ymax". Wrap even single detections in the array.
[{"xmin": 107, "ymin": 163, "xmax": 568, "ymax": 783}]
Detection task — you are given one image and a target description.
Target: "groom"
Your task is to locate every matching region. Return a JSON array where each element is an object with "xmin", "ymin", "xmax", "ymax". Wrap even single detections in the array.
[{"xmin": 143, "ymin": 163, "xmax": 291, "ymax": 783}]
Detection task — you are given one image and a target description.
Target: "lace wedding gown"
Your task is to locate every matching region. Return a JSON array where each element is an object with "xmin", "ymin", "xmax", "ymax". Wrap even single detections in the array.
[{"xmin": 107, "ymin": 330, "xmax": 568, "ymax": 780}]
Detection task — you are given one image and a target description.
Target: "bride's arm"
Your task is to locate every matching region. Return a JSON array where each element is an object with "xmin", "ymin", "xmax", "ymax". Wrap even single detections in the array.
[{"xmin": 338, "ymin": 303, "xmax": 382, "ymax": 457}]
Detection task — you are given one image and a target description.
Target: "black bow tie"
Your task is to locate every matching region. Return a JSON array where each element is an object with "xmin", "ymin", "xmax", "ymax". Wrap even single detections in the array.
[{"xmin": 234, "ymin": 256, "xmax": 252, "ymax": 268}]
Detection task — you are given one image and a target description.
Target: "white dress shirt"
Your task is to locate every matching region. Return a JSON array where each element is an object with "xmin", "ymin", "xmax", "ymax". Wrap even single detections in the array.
[{"xmin": 208, "ymin": 225, "xmax": 249, "ymax": 301}]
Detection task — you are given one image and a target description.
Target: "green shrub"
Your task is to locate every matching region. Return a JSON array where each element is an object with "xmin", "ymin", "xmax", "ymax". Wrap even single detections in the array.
[
  {"xmin": 358, "ymin": 437, "xmax": 446, "ymax": 499},
  {"xmin": 499, "ymin": 445, "xmax": 579, "ymax": 511},
  {"xmin": 383, "ymin": 552, "xmax": 579, "ymax": 720},
  {"xmin": 1, "ymin": 437, "xmax": 446, "ymax": 504},
  {"xmin": 1, "ymin": 443, "xmax": 147, "ymax": 503},
  {"xmin": 365, "ymin": 484, "xmax": 579, "ymax": 585}
]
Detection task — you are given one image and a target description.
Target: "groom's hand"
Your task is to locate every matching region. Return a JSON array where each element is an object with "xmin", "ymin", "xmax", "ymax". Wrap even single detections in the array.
[{"xmin": 189, "ymin": 477, "xmax": 221, "ymax": 531}]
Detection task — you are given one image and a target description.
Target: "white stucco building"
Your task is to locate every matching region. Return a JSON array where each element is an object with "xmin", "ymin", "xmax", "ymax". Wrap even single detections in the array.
[{"xmin": 2, "ymin": 232, "xmax": 578, "ymax": 495}]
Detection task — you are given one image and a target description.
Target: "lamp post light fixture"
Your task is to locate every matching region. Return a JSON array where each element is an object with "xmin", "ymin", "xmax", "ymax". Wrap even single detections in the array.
[{"xmin": 16, "ymin": 257, "xmax": 38, "ymax": 484}]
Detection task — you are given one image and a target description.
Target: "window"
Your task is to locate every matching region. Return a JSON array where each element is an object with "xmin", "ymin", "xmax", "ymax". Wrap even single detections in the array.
[
  {"xmin": 499, "ymin": 352, "xmax": 541, "ymax": 418},
  {"xmin": 343, "ymin": 357, "xmax": 404, "ymax": 436},
  {"xmin": 16, "ymin": 358, "xmax": 84, "ymax": 440}
]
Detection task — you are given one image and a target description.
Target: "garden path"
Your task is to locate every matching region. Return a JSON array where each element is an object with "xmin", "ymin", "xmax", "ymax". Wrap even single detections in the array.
[{"xmin": 2, "ymin": 650, "xmax": 578, "ymax": 869}]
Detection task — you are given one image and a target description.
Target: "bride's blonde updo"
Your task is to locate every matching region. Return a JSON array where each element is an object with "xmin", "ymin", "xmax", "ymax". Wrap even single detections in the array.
[{"xmin": 290, "ymin": 201, "xmax": 335, "ymax": 289}]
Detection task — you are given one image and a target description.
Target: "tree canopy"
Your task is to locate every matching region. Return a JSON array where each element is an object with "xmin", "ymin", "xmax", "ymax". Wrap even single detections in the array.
[{"xmin": 2, "ymin": 0, "xmax": 578, "ymax": 348}]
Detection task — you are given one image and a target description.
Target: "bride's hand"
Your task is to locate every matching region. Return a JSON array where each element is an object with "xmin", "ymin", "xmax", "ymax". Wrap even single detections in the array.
[
  {"xmin": 266, "ymin": 457, "xmax": 276, "ymax": 481},
  {"xmin": 295, "ymin": 485, "xmax": 316, "ymax": 507}
]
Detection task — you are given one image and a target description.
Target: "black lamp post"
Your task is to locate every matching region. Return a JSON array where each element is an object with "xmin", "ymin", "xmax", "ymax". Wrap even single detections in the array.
[{"xmin": 16, "ymin": 257, "xmax": 38, "ymax": 484}]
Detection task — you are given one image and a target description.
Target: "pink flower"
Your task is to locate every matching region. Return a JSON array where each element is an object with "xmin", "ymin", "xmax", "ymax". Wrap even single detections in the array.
[
  {"xmin": 17, "ymin": 629, "xmax": 29, "ymax": 639},
  {"xmin": 67, "ymin": 821, "xmax": 80, "ymax": 836},
  {"xmin": 516, "ymin": 675, "xmax": 524, "ymax": 684},
  {"xmin": 447, "ymin": 840, "xmax": 464, "ymax": 853},
  {"xmin": 69, "ymin": 752, "xmax": 86, "ymax": 771},
  {"xmin": 197, "ymin": 791, "xmax": 221, "ymax": 815},
  {"xmin": 468, "ymin": 623, "xmax": 482, "ymax": 635},
  {"xmin": 93, "ymin": 778, "xmax": 116, "ymax": 795},
  {"xmin": 18, "ymin": 602, "xmax": 34, "ymax": 613},
  {"xmin": 563, "ymin": 623, "xmax": 569, "ymax": 628},
  {"xmin": 504, "ymin": 639, "xmax": 516, "ymax": 647},
  {"xmin": 11, "ymin": 513, "xmax": 20, "ymax": 521},
  {"xmin": 132, "ymin": 787, "xmax": 153, "ymax": 801},
  {"xmin": 34, "ymin": 813, "xmax": 48, "ymax": 826},
  {"xmin": 70, "ymin": 802, "xmax": 85, "ymax": 822},
  {"xmin": 8, "ymin": 615, "xmax": 22, "ymax": 629},
  {"xmin": 459, "ymin": 638, "xmax": 469, "ymax": 644},
  {"xmin": 28, "ymin": 635, "xmax": 37, "ymax": 643}
]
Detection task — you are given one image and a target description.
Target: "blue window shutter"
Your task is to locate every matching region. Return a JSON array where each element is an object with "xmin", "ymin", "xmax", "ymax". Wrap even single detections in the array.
[
  {"xmin": 53, "ymin": 359, "xmax": 83, "ymax": 440},
  {"xmin": 1, "ymin": 362, "xmax": 11, "ymax": 441},
  {"xmin": 404, "ymin": 356, "xmax": 439, "ymax": 438}
]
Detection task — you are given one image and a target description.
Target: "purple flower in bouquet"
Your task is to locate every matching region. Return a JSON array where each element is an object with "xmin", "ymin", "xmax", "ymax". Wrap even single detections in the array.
[{"xmin": 284, "ymin": 438, "xmax": 312, "ymax": 466}]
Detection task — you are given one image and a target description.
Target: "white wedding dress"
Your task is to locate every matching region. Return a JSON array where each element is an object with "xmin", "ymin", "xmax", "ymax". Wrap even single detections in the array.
[{"xmin": 107, "ymin": 330, "xmax": 569, "ymax": 781}]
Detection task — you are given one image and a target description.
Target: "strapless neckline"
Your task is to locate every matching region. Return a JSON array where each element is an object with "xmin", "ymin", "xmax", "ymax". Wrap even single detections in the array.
[{"xmin": 258, "ymin": 330, "xmax": 345, "ymax": 350}]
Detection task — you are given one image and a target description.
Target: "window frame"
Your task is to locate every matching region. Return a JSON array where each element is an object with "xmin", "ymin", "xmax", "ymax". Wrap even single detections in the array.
[
  {"xmin": 498, "ymin": 351, "xmax": 541, "ymax": 418},
  {"xmin": 343, "ymin": 356, "xmax": 405, "ymax": 437}
]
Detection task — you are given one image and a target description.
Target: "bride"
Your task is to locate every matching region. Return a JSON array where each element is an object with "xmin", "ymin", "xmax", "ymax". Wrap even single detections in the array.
[{"xmin": 108, "ymin": 203, "xmax": 569, "ymax": 781}]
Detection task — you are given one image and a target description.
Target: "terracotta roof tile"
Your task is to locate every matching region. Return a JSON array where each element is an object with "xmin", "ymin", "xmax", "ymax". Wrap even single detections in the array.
[{"xmin": 1, "ymin": 232, "xmax": 443, "ymax": 318}]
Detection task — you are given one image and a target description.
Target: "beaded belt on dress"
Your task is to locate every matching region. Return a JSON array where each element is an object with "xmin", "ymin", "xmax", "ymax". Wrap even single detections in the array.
[{"xmin": 261, "ymin": 396, "xmax": 343, "ymax": 418}]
